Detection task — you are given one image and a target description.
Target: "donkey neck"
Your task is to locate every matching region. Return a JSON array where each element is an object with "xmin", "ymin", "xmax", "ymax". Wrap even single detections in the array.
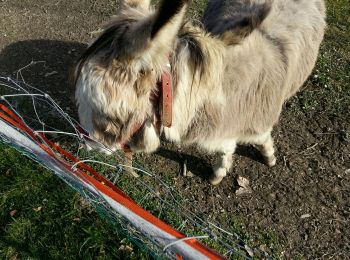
[
  {"xmin": 165, "ymin": 23, "xmax": 227, "ymax": 142},
  {"xmin": 172, "ymin": 23, "xmax": 226, "ymax": 98}
]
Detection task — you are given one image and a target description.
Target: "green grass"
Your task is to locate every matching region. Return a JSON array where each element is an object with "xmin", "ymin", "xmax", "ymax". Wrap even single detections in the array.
[
  {"xmin": 298, "ymin": 0, "xmax": 350, "ymax": 119},
  {"xmin": 0, "ymin": 144, "xmax": 148, "ymax": 259},
  {"xmin": 1, "ymin": 0, "xmax": 349, "ymax": 259}
]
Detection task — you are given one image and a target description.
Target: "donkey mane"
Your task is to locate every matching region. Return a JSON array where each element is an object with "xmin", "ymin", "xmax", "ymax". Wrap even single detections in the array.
[{"xmin": 176, "ymin": 25, "xmax": 206, "ymax": 79}]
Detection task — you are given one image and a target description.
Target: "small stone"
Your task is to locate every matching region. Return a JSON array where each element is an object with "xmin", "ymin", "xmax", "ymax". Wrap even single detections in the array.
[
  {"xmin": 33, "ymin": 206, "xmax": 42, "ymax": 212},
  {"xmin": 259, "ymin": 244, "xmax": 267, "ymax": 252},
  {"xmin": 10, "ymin": 209, "xmax": 17, "ymax": 217},
  {"xmin": 300, "ymin": 214, "xmax": 311, "ymax": 219},
  {"xmin": 118, "ymin": 244, "xmax": 133, "ymax": 252},
  {"xmin": 185, "ymin": 171, "xmax": 195, "ymax": 178},
  {"xmin": 244, "ymin": 245, "xmax": 254, "ymax": 257}
]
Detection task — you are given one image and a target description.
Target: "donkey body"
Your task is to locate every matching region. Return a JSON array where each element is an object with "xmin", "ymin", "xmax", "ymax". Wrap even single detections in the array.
[{"xmin": 75, "ymin": 0, "xmax": 326, "ymax": 185}]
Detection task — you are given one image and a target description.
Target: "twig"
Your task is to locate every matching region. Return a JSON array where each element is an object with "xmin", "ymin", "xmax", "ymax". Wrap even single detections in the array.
[
  {"xmin": 300, "ymin": 143, "xmax": 319, "ymax": 154},
  {"xmin": 15, "ymin": 60, "xmax": 46, "ymax": 83}
]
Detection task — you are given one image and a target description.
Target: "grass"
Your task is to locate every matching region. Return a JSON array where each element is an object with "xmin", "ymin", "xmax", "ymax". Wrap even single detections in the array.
[
  {"xmin": 1, "ymin": 0, "xmax": 349, "ymax": 259},
  {"xmin": 298, "ymin": 0, "xmax": 350, "ymax": 119},
  {"xmin": 0, "ymin": 144, "xmax": 148, "ymax": 259}
]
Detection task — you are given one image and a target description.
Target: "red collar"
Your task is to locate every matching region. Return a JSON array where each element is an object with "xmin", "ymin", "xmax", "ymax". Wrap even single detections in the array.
[{"xmin": 158, "ymin": 69, "xmax": 173, "ymax": 128}]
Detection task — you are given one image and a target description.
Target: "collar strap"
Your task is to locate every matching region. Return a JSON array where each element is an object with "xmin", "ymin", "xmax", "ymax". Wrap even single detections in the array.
[{"xmin": 160, "ymin": 68, "xmax": 172, "ymax": 128}]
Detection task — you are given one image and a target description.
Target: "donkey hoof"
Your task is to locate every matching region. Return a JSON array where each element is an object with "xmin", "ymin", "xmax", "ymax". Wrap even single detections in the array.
[
  {"xmin": 209, "ymin": 167, "xmax": 226, "ymax": 185},
  {"xmin": 266, "ymin": 156, "xmax": 276, "ymax": 167},
  {"xmin": 209, "ymin": 175, "xmax": 225, "ymax": 185}
]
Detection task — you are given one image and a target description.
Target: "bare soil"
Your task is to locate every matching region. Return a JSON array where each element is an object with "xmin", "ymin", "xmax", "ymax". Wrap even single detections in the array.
[{"xmin": 0, "ymin": 0, "xmax": 349, "ymax": 259}]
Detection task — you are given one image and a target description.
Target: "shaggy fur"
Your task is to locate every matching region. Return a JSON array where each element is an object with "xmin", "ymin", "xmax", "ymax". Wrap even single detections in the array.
[{"xmin": 74, "ymin": 0, "xmax": 326, "ymax": 184}]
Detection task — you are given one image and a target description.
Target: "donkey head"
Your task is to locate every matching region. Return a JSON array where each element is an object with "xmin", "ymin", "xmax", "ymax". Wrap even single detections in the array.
[{"xmin": 74, "ymin": 0, "xmax": 189, "ymax": 151}]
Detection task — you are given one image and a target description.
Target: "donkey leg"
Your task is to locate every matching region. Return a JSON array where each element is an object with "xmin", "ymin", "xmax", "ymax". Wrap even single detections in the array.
[
  {"xmin": 142, "ymin": 123, "xmax": 160, "ymax": 153},
  {"xmin": 256, "ymin": 133, "xmax": 276, "ymax": 167},
  {"xmin": 131, "ymin": 122, "xmax": 160, "ymax": 153},
  {"xmin": 209, "ymin": 142, "xmax": 236, "ymax": 185}
]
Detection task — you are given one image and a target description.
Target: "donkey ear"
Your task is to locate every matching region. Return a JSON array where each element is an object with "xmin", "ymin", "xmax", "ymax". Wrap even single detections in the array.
[
  {"xmin": 114, "ymin": 0, "xmax": 188, "ymax": 66},
  {"xmin": 209, "ymin": 2, "xmax": 271, "ymax": 45},
  {"xmin": 146, "ymin": 0, "xmax": 189, "ymax": 59},
  {"xmin": 151, "ymin": 0, "xmax": 189, "ymax": 39},
  {"xmin": 120, "ymin": 0, "xmax": 150, "ymax": 11}
]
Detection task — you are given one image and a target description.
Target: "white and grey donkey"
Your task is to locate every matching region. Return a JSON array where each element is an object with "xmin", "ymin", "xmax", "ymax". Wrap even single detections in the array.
[{"xmin": 74, "ymin": 0, "xmax": 326, "ymax": 185}]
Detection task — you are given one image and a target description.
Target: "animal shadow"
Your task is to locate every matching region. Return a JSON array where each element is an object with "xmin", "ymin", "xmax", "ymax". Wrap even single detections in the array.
[
  {"xmin": 156, "ymin": 147, "xmax": 214, "ymax": 179},
  {"xmin": 156, "ymin": 143, "xmax": 267, "ymax": 181},
  {"xmin": 0, "ymin": 39, "xmax": 87, "ymax": 111}
]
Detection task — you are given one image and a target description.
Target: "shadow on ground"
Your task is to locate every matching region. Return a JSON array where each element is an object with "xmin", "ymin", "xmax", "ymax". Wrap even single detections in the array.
[{"xmin": 0, "ymin": 40, "xmax": 86, "ymax": 110}]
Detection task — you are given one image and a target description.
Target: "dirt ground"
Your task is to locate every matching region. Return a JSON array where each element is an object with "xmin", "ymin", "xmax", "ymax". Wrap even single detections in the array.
[{"xmin": 0, "ymin": 0, "xmax": 349, "ymax": 259}]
